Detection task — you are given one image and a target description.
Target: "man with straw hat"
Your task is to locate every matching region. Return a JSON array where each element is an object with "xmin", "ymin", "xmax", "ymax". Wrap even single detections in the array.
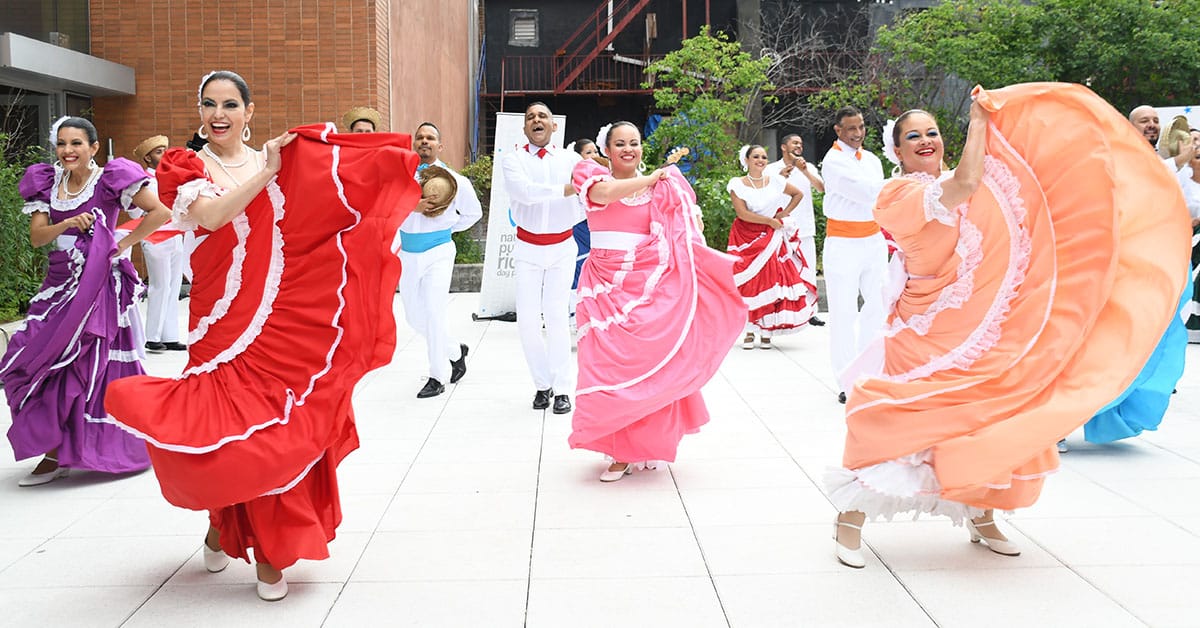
[
  {"xmin": 342, "ymin": 106, "xmax": 383, "ymax": 133},
  {"xmin": 391, "ymin": 122, "xmax": 482, "ymax": 398},
  {"xmin": 131, "ymin": 134, "xmax": 186, "ymax": 352}
]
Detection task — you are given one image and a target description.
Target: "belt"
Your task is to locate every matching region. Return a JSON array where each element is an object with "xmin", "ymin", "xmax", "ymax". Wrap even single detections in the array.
[
  {"xmin": 826, "ymin": 218, "xmax": 881, "ymax": 238},
  {"xmin": 516, "ymin": 227, "xmax": 573, "ymax": 246},
  {"xmin": 589, "ymin": 230, "xmax": 646, "ymax": 251},
  {"xmin": 399, "ymin": 228, "xmax": 453, "ymax": 253}
]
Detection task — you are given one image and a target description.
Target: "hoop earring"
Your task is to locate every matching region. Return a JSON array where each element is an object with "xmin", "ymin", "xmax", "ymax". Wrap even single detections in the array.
[
  {"xmin": 88, "ymin": 158, "xmax": 99, "ymax": 171},
  {"xmin": 242, "ymin": 125, "xmax": 251, "ymax": 142},
  {"xmin": 198, "ymin": 125, "xmax": 209, "ymax": 140}
]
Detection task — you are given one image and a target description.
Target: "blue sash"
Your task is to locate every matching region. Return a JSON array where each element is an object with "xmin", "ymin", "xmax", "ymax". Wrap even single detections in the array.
[{"xmin": 399, "ymin": 228, "xmax": 453, "ymax": 253}]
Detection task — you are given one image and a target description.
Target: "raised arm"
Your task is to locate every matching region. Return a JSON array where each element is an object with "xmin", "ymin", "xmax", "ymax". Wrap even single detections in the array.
[
  {"xmin": 938, "ymin": 100, "xmax": 989, "ymax": 209},
  {"xmin": 115, "ymin": 188, "xmax": 172, "ymax": 254},
  {"xmin": 185, "ymin": 132, "xmax": 296, "ymax": 231}
]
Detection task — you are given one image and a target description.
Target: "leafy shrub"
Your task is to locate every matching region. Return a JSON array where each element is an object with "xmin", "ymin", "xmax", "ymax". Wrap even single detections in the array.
[{"xmin": 0, "ymin": 135, "xmax": 47, "ymax": 322}]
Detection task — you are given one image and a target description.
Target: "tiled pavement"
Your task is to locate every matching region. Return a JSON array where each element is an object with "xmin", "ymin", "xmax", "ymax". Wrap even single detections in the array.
[{"xmin": 1, "ymin": 293, "xmax": 1198, "ymax": 627}]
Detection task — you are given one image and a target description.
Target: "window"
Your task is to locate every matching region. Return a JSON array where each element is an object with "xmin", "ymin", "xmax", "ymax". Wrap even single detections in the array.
[{"xmin": 509, "ymin": 10, "xmax": 538, "ymax": 47}]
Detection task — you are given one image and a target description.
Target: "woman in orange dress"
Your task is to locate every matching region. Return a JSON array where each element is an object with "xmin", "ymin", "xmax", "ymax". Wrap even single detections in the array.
[
  {"xmin": 825, "ymin": 83, "xmax": 1190, "ymax": 568},
  {"xmin": 104, "ymin": 71, "xmax": 420, "ymax": 599}
]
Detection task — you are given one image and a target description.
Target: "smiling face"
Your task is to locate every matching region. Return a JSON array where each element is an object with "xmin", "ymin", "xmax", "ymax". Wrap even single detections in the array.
[
  {"xmin": 1130, "ymin": 106, "xmax": 1160, "ymax": 145},
  {"xmin": 522, "ymin": 104, "xmax": 555, "ymax": 148},
  {"xmin": 895, "ymin": 112, "xmax": 943, "ymax": 177},
  {"xmin": 56, "ymin": 127, "xmax": 99, "ymax": 175},
  {"xmin": 746, "ymin": 146, "xmax": 769, "ymax": 175},
  {"xmin": 606, "ymin": 124, "xmax": 642, "ymax": 178},
  {"xmin": 780, "ymin": 135, "xmax": 803, "ymax": 160},
  {"xmin": 578, "ymin": 142, "xmax": 599, "ymax": 159},
  {"xmin": 199, "ymin": 78, "xmax": 254, "ymax": 146},
  {"xmin": 835, "ymin": 114, "xmax": 866, "ymax": 150},
  {"xmin": 414, "ymin": 124, "xmax": 442, "ymax": 164}
]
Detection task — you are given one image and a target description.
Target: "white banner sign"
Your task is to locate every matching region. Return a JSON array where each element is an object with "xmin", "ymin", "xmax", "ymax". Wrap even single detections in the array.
[{"xmin": 476, "ymin": 112, "xmax": 567, "ymax": 317}]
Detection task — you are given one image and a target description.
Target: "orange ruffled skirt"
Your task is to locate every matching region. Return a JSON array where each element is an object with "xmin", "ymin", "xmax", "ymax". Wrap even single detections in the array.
[{"xmin": 827, "ymin": 83, "xmax": 1190, "ymax": 519}]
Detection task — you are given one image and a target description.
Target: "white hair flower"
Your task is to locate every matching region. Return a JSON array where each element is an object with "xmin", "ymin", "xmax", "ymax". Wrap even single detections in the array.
[
  {"xmin": 882, "ymin": 119, "xmax": 899, "ymax": 165},
  {"xmin": 595, "ymin": 123, "xmax": 613, "ymax": 157},
  {"xmin": 48, "ymin": 115, "xmax": 71, "ymax": 147},
  {"xmin": 737, "ymin": 145, "xmax": 751, "ymax": 172},
  {"xmin": 196, "ymin": 70, "xmax": 218, "ymax": 107}
]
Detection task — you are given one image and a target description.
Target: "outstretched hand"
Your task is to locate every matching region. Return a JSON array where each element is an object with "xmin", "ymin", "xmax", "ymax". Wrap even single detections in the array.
[{"xmin": 263, "ymin": 132, "xmax": 298, "ymax": 174}]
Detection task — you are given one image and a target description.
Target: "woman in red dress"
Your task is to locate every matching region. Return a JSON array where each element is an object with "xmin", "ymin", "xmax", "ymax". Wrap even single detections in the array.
[{"xmin": 104, "ymin": 71, "xmax": 420, "ymax": 600}]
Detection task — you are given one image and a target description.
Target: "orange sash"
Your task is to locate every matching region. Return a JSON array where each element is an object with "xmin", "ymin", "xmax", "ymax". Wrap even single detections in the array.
[{"xmin": 826, "ymin": 218, "xmax": 881, "ymax": 238}]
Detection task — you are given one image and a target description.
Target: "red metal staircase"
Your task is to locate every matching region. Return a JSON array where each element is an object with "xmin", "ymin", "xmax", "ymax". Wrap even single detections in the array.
[{"xmin": 553, "ymin": 0, "xmax": 652, "ymax": 92}]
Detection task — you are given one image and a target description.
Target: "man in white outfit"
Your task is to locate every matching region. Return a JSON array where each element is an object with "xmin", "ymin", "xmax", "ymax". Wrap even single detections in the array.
[
  {"xmin": 500, "ymin": 102, "xmax": 583, "ymax": 414},
  {"xmin": 765, "ymin": 132, "xmax": 826, "ymax": 326},
  {"xmin": 132, "ymin": 135, "xmax": 186, "ymax": 353},
  {"xmin": 819, "ymin": 106, "xmax": 887, "ymax": 403},
  {"xmin": 394, "ymin": 122, "xmax": 483, "ymax": 398}
]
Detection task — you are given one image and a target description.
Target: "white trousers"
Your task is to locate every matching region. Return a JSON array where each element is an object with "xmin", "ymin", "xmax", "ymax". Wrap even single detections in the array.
[
  {"xmin": 799, "ymin": 234, "xmax": 817, "ymax": 280},
  {"xmin": 399, "ymin": 242, "xmax": 462, "ymax": 383},
  {"xmin": 822, "ymin": 233, "xmax": 888, "ymax": 382},
  {"xmin": 142, "ymin": 235, "xmax": 185, "ymax": 343},
  {"xmin": 515, "ymin": 238, "xmax": 575, "ymax": 391}
]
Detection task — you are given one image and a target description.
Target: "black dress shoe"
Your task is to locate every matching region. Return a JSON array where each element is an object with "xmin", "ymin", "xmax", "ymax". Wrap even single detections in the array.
[
  {"xmin": 450, "ymin": 344, "xmax": 469, "ymax": 383},
  {"xmin": 163, "ymin": 342, "xmax": 188, "ymax": 351},
  {"xmin": 808, "ymin": 316, "xmax": 826, "ymax": 327},
  {"xmin": 417, "ymin": 378, "xmax": 445, "ymax": 399},
  {"xmin": 838, "ymin": 391, "xmax": 847, "ymax": 404},
  {"xmin": 533, "ymin": 388, "xmax": 553, "ymax": 409},
  {"xmin": 552, "ymin": 394, "xmax": 572, "ymax": 414},
  {"xmin": 145, "ymin": 341, "xmax": 165, "ymax": 352}
]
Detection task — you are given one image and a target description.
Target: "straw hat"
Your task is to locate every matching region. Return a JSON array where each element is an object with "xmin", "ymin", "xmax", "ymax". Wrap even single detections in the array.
[
  {"xmin": 133, "ymin": 135, "xmax": 168, "ymax": 164},
  {"xmin": 1161, "ymin": 115, "xmax": 1192, "ymax": 157},
  {"xmin": 417, "ymin": 165, "xmax": 458, "ymax": 217},
  {"xmin": 342, "ymin": 106, "xmax": 383, "ymax": 132}
]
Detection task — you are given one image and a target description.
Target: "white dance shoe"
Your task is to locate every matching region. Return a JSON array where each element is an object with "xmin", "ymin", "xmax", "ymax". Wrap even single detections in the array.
[
  {"xmin": 257, "ymin": 573, "xmax": 288, "ymax": 602},
  {"xmin": 833, "ymin": 518, "xmax": 866, "ymax": 569},
  {"xmin": 966, "ymin": 518, "xmax": 1021, "ymax": 556},
  {"xmin": 18, "ymin": 458, "xmax": 68, "ymax": 487},
  {"xmin": 203, "ymin": 542, "xmax": 230, "ymax": 573},
  {"xmin": 599, "ymin": 463, "xmax": 633, "ymax": 482}
]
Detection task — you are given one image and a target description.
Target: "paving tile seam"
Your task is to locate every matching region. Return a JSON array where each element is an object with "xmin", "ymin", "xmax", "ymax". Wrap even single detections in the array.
[
  {"xmin": 668, "ymin": 464, "xmax": 734, "ymax": 628},
  {"xmin": 522, "ymin": 375, "xmax": 548, "ymax": 628}
]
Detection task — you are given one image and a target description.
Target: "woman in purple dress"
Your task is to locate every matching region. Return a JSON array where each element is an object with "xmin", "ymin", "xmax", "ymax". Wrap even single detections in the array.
[{"xmin": 0, "ymin": 117, "xmax": 171, "ymax": 486}]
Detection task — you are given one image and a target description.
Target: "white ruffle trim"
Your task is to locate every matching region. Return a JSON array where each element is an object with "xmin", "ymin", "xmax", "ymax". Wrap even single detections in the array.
[
  {"xmin": 576, "ymin": 220, "xmax": 670, "ymax": 339},
  {"xmin": 824, "ymin": 450, "xmax": 984, "ymax": 525},
  {"xmin": 578, "ymin": 174, "xmax": 612, "ymax": 211},
  {"xmin": 922, "ymin": 179, "xmax": 957, "ymax": 226},
  {"xmin": 50, "ymin": 164, "xmax": 101, "ymax": 211},
  {"xmin": 119, "ymin": 179, "xmax": 149, "ymax": 211},
  {"xmin": 22, "ymin": 200, "xmax": 49, "ymax": 215},
  {"xmin": 882, "ymin": 156, "xmax": 1031, "ymax": 382},
  {"xmin": 181, "ymin": 180, "xmax": 286, "ymax": 376},
  {"xmin": 185, "ymin": 214, "xmax": 250, "ymax": 346},
  {"xmin": 171, "ymin": 178, "xmax": 222, "ymax": 231},
  {"xmin": 741, "ymin": 281, "xmax": 817, "ymax": 309}
]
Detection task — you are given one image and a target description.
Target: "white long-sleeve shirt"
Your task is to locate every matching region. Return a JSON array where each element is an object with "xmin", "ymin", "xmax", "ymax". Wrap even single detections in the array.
[
  {"xmin": 500, "ymin": 143, "xmax": 583, "ymax": 234},
  {"xmin": 400, "ymin": 160, "xmax": 483, "ymax": 234},
  {"xmin": 819, "ymin": 140, "xmax": 885, "ymax": 223},
  {"xmin": 764, "ymin": 159, "xmax": 821, "ymax": 237}
]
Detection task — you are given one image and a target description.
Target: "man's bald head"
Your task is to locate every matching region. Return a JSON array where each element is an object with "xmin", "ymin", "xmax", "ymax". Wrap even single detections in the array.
[{"xmin": 1129, "ymin": 105, "xmax": 1160, "ymax": 145}]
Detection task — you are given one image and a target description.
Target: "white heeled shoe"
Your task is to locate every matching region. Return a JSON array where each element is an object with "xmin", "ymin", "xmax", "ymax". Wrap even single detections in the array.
[
  {"xmin": 257, "ymin": 573, "xmax": 288, "ymax": 602},
  {"xmin": 741, "ymin": 334, "xmax": 756, "ymax": 350},
  {"xmin": 599, "ymin": 463, "xmax": 633, "ymax": 482},
  {"xmin": 966, "ymin": 518, "xmax": 1021, "ymax": 556},
  {"xmin": 833, "ymin": 518, "xmax": 866, "ymax": 568},
  {"xmin": 18, "ymin": 466, "xmax": 68, "ymax": 487},
  {"xmin": 203, "ymin": 542, "xmax": 230, "ymax": 573}
]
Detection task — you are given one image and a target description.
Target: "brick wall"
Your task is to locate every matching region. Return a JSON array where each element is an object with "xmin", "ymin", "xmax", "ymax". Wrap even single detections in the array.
[{"xmin": 89, "ymin": 0, "xmax": 388, "ymax": 161}]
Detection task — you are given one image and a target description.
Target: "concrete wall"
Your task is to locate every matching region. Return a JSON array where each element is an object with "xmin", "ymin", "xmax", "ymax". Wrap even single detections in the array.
[{"xmin": 390, "ymin": 0, "xmax": 474, "ymax": 168}]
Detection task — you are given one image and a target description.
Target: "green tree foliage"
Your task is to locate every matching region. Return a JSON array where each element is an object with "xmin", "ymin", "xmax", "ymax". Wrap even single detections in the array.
[
  {"xmin": 813, "ymin": 0, "xmax": 1200, "ymax": 170},
  {"xmin": 643, "ymin": 26, "xmax": 777, "ymax": 251},
  {"xmin": 0, "ymin": 135, "xmax": 47, "ymax": 322}
]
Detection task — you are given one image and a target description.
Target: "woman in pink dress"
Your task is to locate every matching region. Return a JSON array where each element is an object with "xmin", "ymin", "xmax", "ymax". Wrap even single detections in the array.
[
  {"xmin": 726, "ymin": 144, "xmax": 819, "ymax": 349},
  {"xmin": 568, "ymin": 122, "xmax": 746, "ymax": 481}
]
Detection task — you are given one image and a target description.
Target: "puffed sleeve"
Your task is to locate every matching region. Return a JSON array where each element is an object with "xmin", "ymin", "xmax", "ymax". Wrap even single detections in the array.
[
  {"xmin": 874, "ymin": 175, "xmax": 956, "ymax": 238},
  {"xmin": 155, "ymin": 147, "xmax": 220, "ymax": 231},
  {"xmin": 572, "ymin": 158, "xmax": 613, "ymax": 211},
  {"xmin": 18, "ymin": 163, "xmax": 54, "ymax": 214},
  {"xmin": 98, "ymin": 157, "xmax": 151, "ymax": 211}
]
